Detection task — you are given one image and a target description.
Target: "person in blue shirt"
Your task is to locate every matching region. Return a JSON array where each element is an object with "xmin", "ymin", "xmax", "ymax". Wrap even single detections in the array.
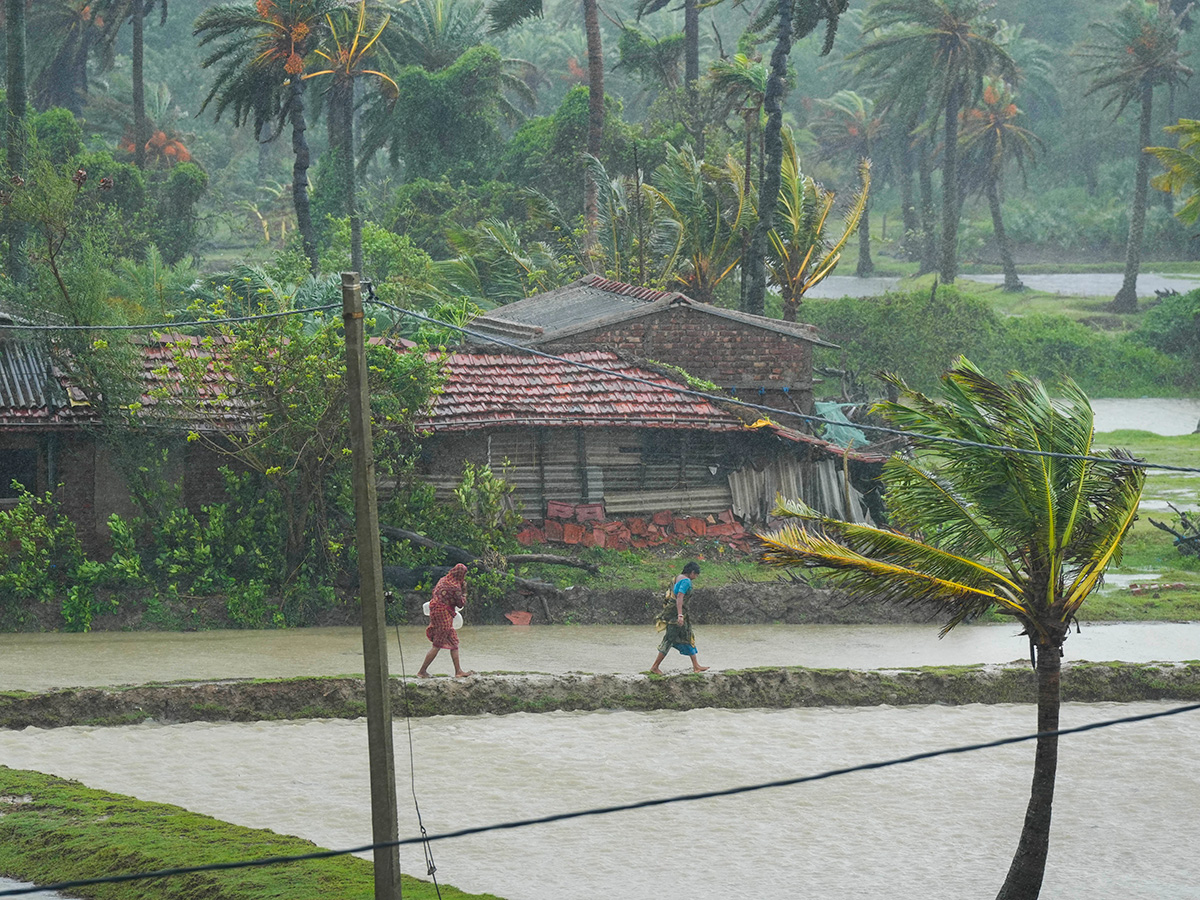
[{"xmin": 649, "ymin": 561, "xmax": 709, "ymax": 674}]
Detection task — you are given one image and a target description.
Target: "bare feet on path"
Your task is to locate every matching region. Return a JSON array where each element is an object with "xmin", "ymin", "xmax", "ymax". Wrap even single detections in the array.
[
  {"xmin": 416, "ymin": 672, "xmax": 431, "ymax": 678},
  {"xmin": 693, "ymin": 666, "xmax": 710, "ymax": 672},
  {"xmin": 455, "ymin": 670, "xmax": 476, "ymax": 678},
  {"xmin": 648, "ymin": 668, "xmax": 663, "ymax": 675}
]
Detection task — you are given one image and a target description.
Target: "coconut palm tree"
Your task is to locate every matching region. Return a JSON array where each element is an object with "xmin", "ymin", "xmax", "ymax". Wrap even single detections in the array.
[
  {"xmin": 810, "ymin": 89, "xmax": 882, "ymax": 276},
  {"xmin": 585, "ymin": 154, "xmax": 682, "ymax": 287},
  {"xmin": 28, "ymin": 0, "xmax": 104, "ymax": 117},
  {"xmin": 196, "ymin": 0, "xmax": 337, "ymax": 275},
  {"xmin": 636, "ymin": 0, "xmax": 703, "ymax": 152},
  {"xmin": 741, "ymin": 0, "xmax": 850, "ymax": 316},
  {"xmin": 708, "ymin": 52, "xmax": 768, "ymax": 195},
  {"xmin": 648, "ymin": 146, "xmax": 752, "ymax": 304},
  {"xmin": 958, "ymin": 77, "xmax": 1043, "ymax": 292},
  {"xmin": 853, "ymin": 0, "xmax": 1014, "ymax": 285},
  {"xmin": 4, "ymin": 0, "xmax": 29, "ymax": 287},
  {"xmin": 1078, "ymin": 0, "xmax": 1192, "ymax": 313},
  {"xmin": 303, "ymin": 0, "xmax": 398, "ymax": 276},
  {"xmin": 758, "ymin": 358, "xmax": 1145, "ymax": 900},
  {"xmin": 766, "ymin": 131, "xmax": 868, "ymax": 321},
  {"xmin": 94, "ymin": 0, "xmax": 169, "ymax": 169},
  {"xmin": 489, "ymin": 0, "xmax": 605, "ymax": 259}
]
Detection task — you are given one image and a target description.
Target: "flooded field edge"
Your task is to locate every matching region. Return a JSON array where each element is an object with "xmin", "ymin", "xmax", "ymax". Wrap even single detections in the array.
[
  {"xmin": 3, "ymin": 663, "xmax": 1199, "ymax": 730},
  {"xmin": 0, "ymin": 767, "xmax": 493, "ymax": 900}
]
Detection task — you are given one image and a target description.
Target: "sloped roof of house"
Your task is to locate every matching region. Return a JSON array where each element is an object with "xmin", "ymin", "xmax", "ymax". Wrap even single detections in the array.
[
  {"xmin": 421, "ymin": 349, "xmax": 747, "ymax": 432},
  {"xmin": 467, "ymin": 274, "xmax": 836, "ymax": 348},
  {"xmin": 0, "ymin": 338, "xmax": 94, "ymax": 427}
]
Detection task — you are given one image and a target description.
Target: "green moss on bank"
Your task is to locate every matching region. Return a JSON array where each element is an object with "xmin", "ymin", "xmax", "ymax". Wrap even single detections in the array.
[{"xmin": 0, "ymin": 767, "xmax": 501, "ymax": 900}]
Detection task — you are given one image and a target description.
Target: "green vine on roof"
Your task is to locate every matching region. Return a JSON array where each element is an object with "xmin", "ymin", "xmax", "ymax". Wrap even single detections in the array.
[{"xmin": 646, "ymin": 359, "xmax": 721, "ymax": 393}]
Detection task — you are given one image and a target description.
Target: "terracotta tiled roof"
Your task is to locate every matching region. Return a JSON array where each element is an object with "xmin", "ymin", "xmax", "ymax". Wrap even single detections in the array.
[{"xmin": 421, "ymin": 349, "xmax": 745, "ymax": 432}]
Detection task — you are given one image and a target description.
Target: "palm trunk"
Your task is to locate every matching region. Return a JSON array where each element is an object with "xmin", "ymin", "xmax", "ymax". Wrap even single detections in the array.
[
  {"xmin": 5, "ymin": 0, "xmax": 28, "ymax": 286},
  {"xmin": 289, "ymin": 79, "xmax": 320, "ymax": 276},
  {"xmin": 857, "ymin": 143, "xmax": 874, "ymax": 278},
  {"xmin": 684, "ymin": 0, "xmax": 702, "ymax": 157},
  {"xmin": 583, "ymin": 0, "xmax": 604, "ymax": 265},
  {"xmin": 1113, "ymin": 82, "xmax": 1153, "ymax": 313},
  {"xmin": 995, "ymin": 642, "xmax": 1061, "ymax": 900},
  {"xmin": 939, "ymin": 79, "xmax": 963, "ymax": 284},
  {"xmin": 132, "ymin": 0, "xmax": 147, "ymax": 169},
  {"xmin": 918, "ymin": 138, "xmax": 938, "ymax": 275},
  {"xmin": 898, "ymin": 139, "xmax": 919, "ymax": 260},
  {"xmin": 330, "ymin": 78, "xmax": 363, "ymax": 276},
  {"xmin": 988, "ymin": 178, "xmax": 1022, "ymax": 291},
  {"xmin": 743, "ymin": 0, "xmax": 792, "ymax": 316}
]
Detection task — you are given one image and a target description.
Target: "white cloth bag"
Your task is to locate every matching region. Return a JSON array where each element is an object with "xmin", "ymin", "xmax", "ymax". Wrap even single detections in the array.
[{"xmin": 423, "ymin": 601, "xmax": 463, "ymax": 629}]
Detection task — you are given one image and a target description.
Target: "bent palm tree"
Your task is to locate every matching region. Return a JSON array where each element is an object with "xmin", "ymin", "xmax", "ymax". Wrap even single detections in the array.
[
  {"xmin": 757, "ymin": 359, "xmax": 1144, "ymax": 900},
  {"xmin": 1078, "ymin": 0, "xmax": 1192, "ymax": 313},
  {"xmin": 766, "ymin": 130, "xmax": 868, "ymax": 321},
  {"xmin": 854, "ymin": 0, "xmax": 1015, "ymax": 285},
  {"xmin": 958, "ymin": 77, "xmax": 1043, "ymax": 292},
  {"xmin": 810, "ymin": 89, "xmax": 882, "ymax": 277}
]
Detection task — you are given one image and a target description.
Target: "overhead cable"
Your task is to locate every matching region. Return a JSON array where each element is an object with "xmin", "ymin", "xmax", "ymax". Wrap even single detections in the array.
[{"xmin": 1, "ymin": 701, "xmax": 1196, "ymax": 898}]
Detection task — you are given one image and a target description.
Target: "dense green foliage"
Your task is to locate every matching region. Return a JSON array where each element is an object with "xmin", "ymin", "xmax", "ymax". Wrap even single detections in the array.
[{"xmin": 802, "ymin": 285, "xmax": 1187, "ymax": 396}]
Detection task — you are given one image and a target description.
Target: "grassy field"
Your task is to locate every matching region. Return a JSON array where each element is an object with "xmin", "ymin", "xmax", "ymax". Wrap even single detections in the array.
[{"xmin": 0, "ymin": 767, "xmax": 501, "ymax": 900}]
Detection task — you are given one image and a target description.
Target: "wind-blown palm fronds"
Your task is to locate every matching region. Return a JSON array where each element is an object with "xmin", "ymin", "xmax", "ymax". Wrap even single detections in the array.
[
  {"xmin": 1149, "ymin": 118, "xmax": 1200, "ymax": 225},
  {"xmin": 756, "ymin": 358, "xmax": 1144, "ymax": 900}
]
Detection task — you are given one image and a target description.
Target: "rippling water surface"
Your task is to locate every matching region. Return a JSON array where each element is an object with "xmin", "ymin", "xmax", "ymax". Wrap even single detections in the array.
[{"xmin": 1, "ymin": 703, "xmax": 1196, "ymax": 900}]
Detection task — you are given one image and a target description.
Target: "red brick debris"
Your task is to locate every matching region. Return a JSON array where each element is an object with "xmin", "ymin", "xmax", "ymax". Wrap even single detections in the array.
[{"xmin": 516, "ymin": 502, "xmax": 752, "ymax": 552}]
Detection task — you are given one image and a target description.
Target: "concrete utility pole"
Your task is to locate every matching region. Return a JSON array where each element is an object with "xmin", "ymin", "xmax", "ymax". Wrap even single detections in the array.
[{"xmin": 341, "ymin": 272, "xmax": 400, "ymax": 900}]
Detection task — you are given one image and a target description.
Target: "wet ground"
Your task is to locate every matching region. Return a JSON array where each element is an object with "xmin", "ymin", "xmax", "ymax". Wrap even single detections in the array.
[{"xmin": 2, "ymin": 622, "xmax": 1197, "ymax": 692}]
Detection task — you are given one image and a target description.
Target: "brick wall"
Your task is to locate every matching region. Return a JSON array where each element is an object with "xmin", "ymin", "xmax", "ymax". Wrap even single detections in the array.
[{"xmin": 543, "ymin": 307, "xmax": 815, "ymax": 420}]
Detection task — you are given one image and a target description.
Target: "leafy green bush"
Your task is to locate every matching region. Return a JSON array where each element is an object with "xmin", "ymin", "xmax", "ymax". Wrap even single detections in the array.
[
  {"xmin": 804, "ymin": 286, "xmax": 1187, "ymax": 397},
  {"xmin": 1133, "ymin": 288, "xmax": 1200, "ymax": 380},
  {"xmin": 0, "ymin": 487, "xmax": 84, "ymax": 613}
]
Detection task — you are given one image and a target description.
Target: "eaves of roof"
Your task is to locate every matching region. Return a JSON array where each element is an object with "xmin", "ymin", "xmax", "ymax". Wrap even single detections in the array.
[{"xmin": 747, "ymin": 418, "xmax": 892, "ymax": 464}]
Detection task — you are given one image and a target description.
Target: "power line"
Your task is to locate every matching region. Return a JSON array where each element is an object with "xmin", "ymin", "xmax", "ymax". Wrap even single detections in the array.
[
  {"xmin": 4, "ymin": 296, "xmax": 1198, "ymax": 474},
  {"xmin": 367, "ymin": 298, "xmax": 1200, "ymax": 475},
  {"xmin": 1, "ymin": 700, "xmax": 1196, "ymax": 898},
  {"xmin": 0, "ymin": 305, "xmax": 342, "ymax": 332}
]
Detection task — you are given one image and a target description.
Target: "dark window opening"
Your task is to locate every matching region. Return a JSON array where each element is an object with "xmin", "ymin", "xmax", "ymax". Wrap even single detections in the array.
[{"xmin": 0, "ymin": 449, "xmax": 37, "ymax": 499}]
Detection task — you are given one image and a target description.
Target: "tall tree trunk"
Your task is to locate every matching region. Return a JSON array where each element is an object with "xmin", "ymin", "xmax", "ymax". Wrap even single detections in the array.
[
  {"xmin": 918, "ymin": 137, "xmax": 938, "ymax": 275},
  {"xmin": 995, "ymin": 642, "xmax": 1061, "ymax": 900},
  {"xmin": 132, "ymin": 0, "xmax": 147, "ymax": 169},
  {"xmin": 897, "ymin": 139, "xmax": 919, "ymax": 261},
  {"xmin": 5, "ymin": 0, "xmax": 28, "ymax": 286},
  {"xmin": 988, "ymin": 177, "xmax": 1022, "ymax": 292},
  {"xmin": 583, "ymin": 0, "xmax": 604, "ymax": 265},
  {"xmin": 857, "ymin": 141, "xmax": 874, "ymax": 278},
  {"xmin": 289, "ymin": 79, "xmax": 320, "ymax": 276},
  {"xmin": 939, "ymin": 79, "xmax": 963, "ymax": 284},
  {"xmin": 743, "ymin": 0, "xmax": 792, "ymax": 316},
  {"xmin": 1113, "ymin": 82, "xmax": 1154, "ymax": 313},
  {"xmin": 684, "ymin": 0, "xmax": 702, "ymax": 157}
]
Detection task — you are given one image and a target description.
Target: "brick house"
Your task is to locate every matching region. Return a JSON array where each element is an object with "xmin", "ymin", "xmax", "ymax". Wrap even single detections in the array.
[{"xmin": 466, "ymin": 274, "xmax": 834, "ymax": 424}]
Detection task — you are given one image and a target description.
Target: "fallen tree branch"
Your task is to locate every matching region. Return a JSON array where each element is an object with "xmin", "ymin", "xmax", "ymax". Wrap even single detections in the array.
[{"xmin": 508, "ymin": 553, "xmax": 598, "ymax": 573}]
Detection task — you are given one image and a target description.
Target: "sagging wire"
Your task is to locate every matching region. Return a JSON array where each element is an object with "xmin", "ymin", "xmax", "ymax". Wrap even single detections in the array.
[
  {"xmin": 0, "ymin": 304, "xmax": 342, "ymax": 332},
  {"xmin": 386, "ymin": 589, "xmax": 443, "ymax": 899},
  {"xmin": 3, "ymin": 293, "xmax": 1199, "ymax": 475},
  {"xmin": 0, "ymin": 700, "xmax": 1197, "ymax": 898},
  {"xmin": 363, "ymin": 296, "xmax": 1200, "ymax": 476}
]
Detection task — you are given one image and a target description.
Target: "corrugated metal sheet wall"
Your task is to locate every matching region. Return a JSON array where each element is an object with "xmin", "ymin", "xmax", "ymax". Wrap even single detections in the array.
[{"xmin": 727, "ymin": 456, "xmax": 870, "ymax": 524}]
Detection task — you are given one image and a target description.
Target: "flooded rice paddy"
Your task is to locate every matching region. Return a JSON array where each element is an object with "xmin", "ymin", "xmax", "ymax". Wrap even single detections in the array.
[{"xmin": 0, "ymin": 702, "xmax": 1196, "ymax": 900}]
